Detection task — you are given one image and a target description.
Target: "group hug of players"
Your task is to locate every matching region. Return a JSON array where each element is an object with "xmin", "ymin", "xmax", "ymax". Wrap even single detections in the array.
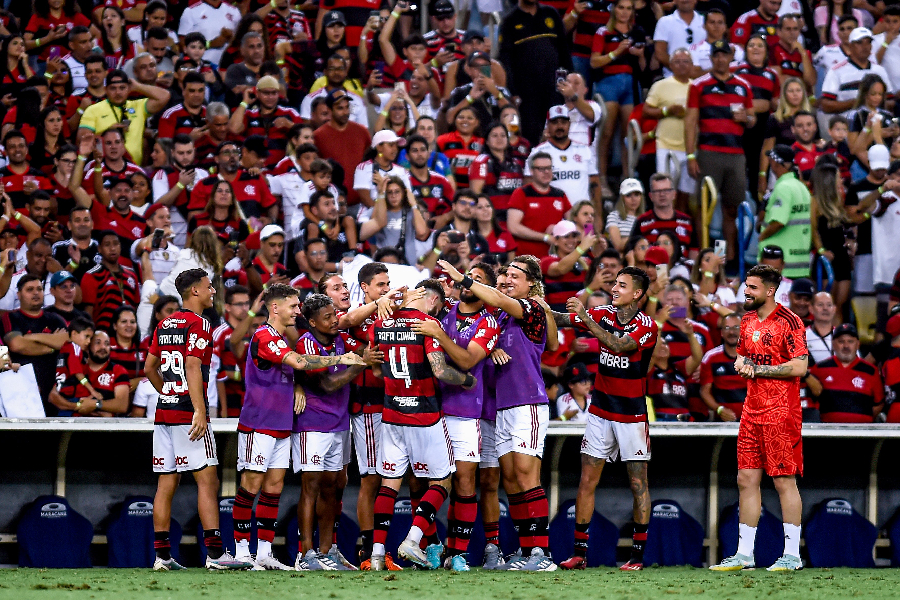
[{"xmin": 143, "ymin": 257, "xmax": 808, "ymax": 573}]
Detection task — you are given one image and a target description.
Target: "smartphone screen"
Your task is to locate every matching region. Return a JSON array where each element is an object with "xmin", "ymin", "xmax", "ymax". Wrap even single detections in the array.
[
  {"xmin": 714, "ymin": 240, "xmax": 727, "ymax": 258},
  {"xmin": 655, "ymin": 263, "xmax": 668, "ymax": 280},
  {"xmin": 670, "ymin": 306, "xmax": 687, "ymax": 319},
  {"xmin": 584, "ymin": 223, "xmax": 593, "ymax": 236},
  {"xmin": 479, "ymin": 65, "xmax": 491, "ymax": 78}
]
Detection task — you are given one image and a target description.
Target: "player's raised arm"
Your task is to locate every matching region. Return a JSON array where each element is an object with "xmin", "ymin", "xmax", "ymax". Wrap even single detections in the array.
[
  {"xmin": 437, "ymin": 259, "xmax": 526, "ymax": 319},
  {"xmin": 560, "ymin": 297, "xmax": 639, "ymax": 354},
  {"xmin": 282, "ymin": 349, "xmax": 367, "ymax": 371},
  {"xmin": 413, "ymin": 318, "xmax": 486, "ymax": 371}
]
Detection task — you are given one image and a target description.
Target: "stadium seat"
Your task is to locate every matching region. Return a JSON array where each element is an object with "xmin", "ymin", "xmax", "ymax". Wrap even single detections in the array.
[
  {"xmin": 107, "ymin": 496, "xmax": 182, "ymax": 567},
  {"xmin": 883, "ymin": 505, "xmax": 900, "ymax": 567},
  {"xmin": 384, "ymin": 497, "xmax": 446, "ymax": 567},
  {"xmin": 17, "ymin": 495, "xmax": 92, "ymax": 568},
  {"xmin": 284, "ymin": 509, "xmax": 360, "ymax": 565},
  {"xmin": 467, "ymin": 500, "xmax": 520, "ymax": 565},
  {"xmin": 548, "ymin": 498, "xmax": 618, "ymax": 567},
  {"xmin": 719, "ymin": 502, "xmax": 783, "ymax": 568},
  {"xmin": 805, "ymin": 498, "xmax": 876, "ymax": 568},
  {"xmin": 643, "ymin": 500, "xmax": 704, "ymax": 567},
  {"xmin": 851, "ymin": 296, "xmax": 877, "ymax": 345},
  {"xmin": 197, "ymin": 497, "xmax": 245, "ymax": 561}
]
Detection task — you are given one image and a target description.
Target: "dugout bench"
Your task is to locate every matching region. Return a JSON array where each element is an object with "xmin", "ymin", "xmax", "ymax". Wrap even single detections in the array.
[{"xmin": 1, "ymin": 419, "xmax": 900, "ymax": 566}]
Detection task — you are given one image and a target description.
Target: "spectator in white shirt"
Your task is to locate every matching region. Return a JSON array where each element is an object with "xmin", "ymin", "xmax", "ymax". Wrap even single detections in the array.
[
  {"xmin": 556, "ymin": 362, "xmax": 592, "ymax": 423},
  {"xmin": 806, "ymin": 291, "xmax": 836, "ymax": 364},
  {"xmin": 553, "ymin": 73, "xmax": 602, "ymax": 146},
  {"xmin": 177, "ymin": 0, "xmax": 241, "ymax": 66},
  {"xmin": 653, "ymin": 0, "xmax": 706, "ymax": 76},
  {"xmin": 131, "ymin": 203, "xmax": 180, "ymax": 286}
]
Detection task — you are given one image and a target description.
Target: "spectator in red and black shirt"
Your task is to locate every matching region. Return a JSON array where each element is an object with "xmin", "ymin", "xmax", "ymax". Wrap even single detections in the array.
[
  {"xmin": 790, "ymin": 111, "xmax": 824, "ymax": 182},
  {"xmin": 265, "ymin": 0, "xmax": 313, "ymax": 44},
  {"xmin": 248, "ymin": 224, "xmax": 290, "ymax": 297},
  {"xmin": 541, "ymin": 220, "xmax": 594, "ymax": 312},
  {"xmin": 52, "ymin": 317, "xmax": 95, "ymax": 403},
  {"xmin": 507, "ymin": 152, "xmax": 571, "ymax": 257},
  {"xmin": 437, "ymin": 107, "xmax": 484, "ymax": 189},
  {"xmin": 629, "ymin": 173, "xmax": 698, "ymax": 256},
  {"xmin": 468, "ymin": 123, "xmax": 523, "ymax": 218},
  {"xmin": 564, "ymin": 1, "xmax": 610, "ymax": 89},
  {"xmin": 647, "ymin": 316, "xmax": 703, "ymax": 421},
  {"xmin": 76, "ymin": 330, "xmax": 131, "ymax": 416},
  {"xmin": 77, "ymin": 128, "xmax": 144, "ymax": 197},
  {"xmin": 157, "ymin": 72, "xmax": 207, "ymax": 140},
  {"xmin": 229, "ymin": 75, "xmax": 302, "ymax": 169},
  {"xmin": 0, "ymin": 130, "xmax": 54, "ymax": 210},
  {"xmin": 66, "ymin": 55, "xmax": 107, "ymax": 131},
  {"xmin": 686, "ymin": 40, "xmax": 755, "ymax": 266},
  {"xmin": 109, "ymin": 305, "xmax": 145, "ymax": 390},
  {"xmin": 378, "ymin": 5, "xmax": 442, "ymax": 95},
  {"xmin": 699, "ymin": 313, "xmax": 747, "ymax": 421},
  {"xmin": 188, "ymin": 180, "xmax": 251, "ymax": 244},
  {"xmin": 213, "ymin": 285, "xmax": 256, "ymax": 417},
  {"xmin": 24, "ymin": 0, "xmax": 92, "ymax": 64},
  {"xmin": 770, "ymin": 14, "xmax": 816, "ymax": 93},
  {"xmin": 80, "ymin": 230, "xmax": 141, "ymax": 332},
  {"xmin": 405, "ymin": 135, "xmax": 454, "ymax": 219},
  {"xmin": 730, "ymin": 0, "xmax": 780, "ymax": 48},
  {"xmin": 808, "ymin": 323, "xmax": 884, "ymax": 423}
]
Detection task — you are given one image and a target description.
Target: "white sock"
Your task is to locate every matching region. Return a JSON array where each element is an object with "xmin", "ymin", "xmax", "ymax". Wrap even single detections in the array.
[
  {"xmin": 783, "ymin": 523, "xmax": 801, "ymax": 558},
  {"xmin": 737, "ymin": 523, "xmax": 757, "ymax": 557},
  {"xmin": 373, "ymin": 542, "xmax": 385, "ymax": 556},
  {"xmin": 235, "ymin": 539, "xmax": 251, "ymax": 559},
  {"xmin": 407, "ymin": 525, "xmax": 425, "ymax": 545},
  {"xmin": 257, "ymin": 539, "xmax": 272, "ymax": 558}
]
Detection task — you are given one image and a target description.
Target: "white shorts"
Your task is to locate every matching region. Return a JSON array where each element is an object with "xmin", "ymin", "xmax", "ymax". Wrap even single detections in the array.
[
  {"xmin": 496, "ymin": 404, "xmax": 549, "ymax": 459},
  {"xmin": 444, "ymin": 415, "xmax": 481, "ymax": 463},
  {"xmin": 153, "ymin": 424, "xmax": 218, "ymax": 473},
  {"xmin": 656, "ymin": 148, "xmax": 696, "ymax": 195},
  {"xmin": 377, "ymin": 419, "xmax": 456, "ymax": 480},
  {"xmin": 237, "ymin": 431, "xmax": 291, "ymax": 473},
  {"xmin": 291, "ymin": 430, "xmax": 352, "ymax": 473},
  {"xmin": 581, "ymin": 413, "xmax": 651, "ymax": 462},
  {"xmin": 352, "ymin": 412, "xmax": 382, "ymax": 476},
  {"xmin": 453, "ymin": 0, "xmax": 503, "ymax": 13},
  {"xmin": 479, "ymin": 418, "xmax": 499, "ymax": 468}
]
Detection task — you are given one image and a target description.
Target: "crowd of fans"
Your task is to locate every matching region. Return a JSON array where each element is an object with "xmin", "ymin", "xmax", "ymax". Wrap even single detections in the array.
[{"xmin": 2, "ymin": 0, "xmax": 900, "ymax": 425}]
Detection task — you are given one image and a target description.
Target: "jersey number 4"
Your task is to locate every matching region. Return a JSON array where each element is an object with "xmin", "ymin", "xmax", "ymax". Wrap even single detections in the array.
[
  {"xmin": 160, "ymin": 350, "xmax": 188, "ymax": 395},
  {"xmin": 388, "ymin": 347, "xmax": 412, "ymax": 388}
]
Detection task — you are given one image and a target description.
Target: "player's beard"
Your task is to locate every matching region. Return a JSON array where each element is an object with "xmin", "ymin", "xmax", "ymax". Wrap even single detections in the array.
[
  {"xmin": 459, "ymin": 288, "xmax": 477, "ymax": 303},
  {"xmin": 743, "ymin": 295, "xmax": 765, "ymax": 311}
]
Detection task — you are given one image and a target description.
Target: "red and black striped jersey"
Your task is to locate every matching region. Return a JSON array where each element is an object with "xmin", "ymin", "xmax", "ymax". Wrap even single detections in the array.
[
  {"xmin": 648, "ymin": 359, "xmax": 689, "ymax": 415},
  {"xmin": 699, "ymin": 345, "xmax": 747, "ymax": 418},
  {"xmin": 242, "ymin": 106, "xmax": 303, "ymax": 168},
  {"xmin": 290, "ymin": 272, "xmax": 317, "ymax": 301},
  {"xmin": 251, "ymin": 256, "xmax": 290, "ymax": 286},
  {"xmin": 509, "ymin": 136, "xmax": 532, "ymax": 169},
  {"xmin": 810, "ymin": 357, "xmax": 883, "ymax": 423},
  {"xmin": 79, "ymin": 265, "xmax": 140, "ymax": 332},
  {"xmin": 540, "ymin": 254, "xmax": 586, "ymax": 312},
  {"xmin": 148, "ymin": 309, "xmax": 213, "ymax": 425},
  {"xmin": 189, "ymin": 171, "xmax": 278, "ymax": 218},
  {"xmin": 385, "ymin": 55, "xmax": 441, "ymax": 89},
  {"xmin": 730, "ymin": 9, "xmax": 778, "ymax": 48},
  {"xmin": 213, "ymin": 321, "xmax": 248, "ymax": 418},
  {"xmin": 265, "ymin": 8, "xmax": 312, "ymax": 43},
  {"xmin": 25, "ymin": 12, "xmax": 92, "ymax": 61},
  {"xmin": 882, "ymin": 347, "xmax": 900, "ymax": 423},
  {"xmin": 661, "ymin": 320, "xmax": 710, "ymax": 368},
  {"xmin": 687, "ymin": 73, "xmax": 754, "ymax": 154},
  {"xmin": 424, "ymin": 28, "xmax": 465, "ymax": 61},
  {"xmin": 151, "ymin": 166, "xmax": 196, "ymax": 216},
  {"xmin": 591, "ymin": 27, "xmax": 633, "ymax": 76},
  {"xmin": 567, "ymin": 1, "xmax": 609, "ymax": 58},
  {"xmin": 347, "ymin": 312, "xmax": 384, "ymax": 414},
  {"xmin": 769, "ymin": 43, "xmax": 810, "ymax": 81},
  {"xmin": 732, "ymin": 63, "xmax": 780, "ymax": 104},
  {"xmin": 320, "ymin": 0, "xmax": 388, "ymax": 49},
  {"xmin": 370, "ymin": 307, "xmax": 442, "ymax": 427},
  {"xmin": 468, "ymin": 153, "xmax": 524, "ymax": 212},
  {"xmin": 540, "ymin": 0, "xmax": 569, "ymax": 19},
  {"xmin": 409, "ymin": 170, "xmax": 453, "ymax": 216},
  {"xmin": 280, "ymin": 39, "xmax": 320, "ymax": 96},
  {"xmin": 628, "ymin": 208, "xmax": 697, "ymax": 250},
  {"xmin": 566, "ymin": 305, "xmax": 658, "ymax": 422},
  {"xmin": 81, "ymin": 159, "xmax": 144, "ymax": 197},
  {"xmin": 85, "ymin": 361, "xmax": 130, "ymax": 403},
  {"xmin": 188, "ymin": 212, "xmax": 250, "ymax": 242},
  {"xmin": 436, "ymin": 131, "xmax": 484, "ymax": 188},
  {"xmin": 157, "ymin": 104, "xmax": 206, "ymax": 140},
  {"xmin": 791, "ymin": 141, "xmax": 825, "ymax": 182},
  {"xmin": 0, "ymin": 166, "xmax": 53, "ymax": 210},
  {"xmin": 109, "ymin": 338, "xmax": 145, "ymax": 380},
  {"xmin": 89, "ymin": 200, "xmax": 147, "ymax": 245},
  {"xmin": 56, "ymin": 341, "xmax": 89, "ymax": 399},
  {"xmin": 65, "ymin": 90, "xmax": 105, "ymax": 122}
]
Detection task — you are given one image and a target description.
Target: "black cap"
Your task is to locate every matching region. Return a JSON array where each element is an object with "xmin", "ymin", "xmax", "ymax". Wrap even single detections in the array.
[
  {"xmin": 790, "ymin": 278, "xmax": 815, "ymax": 297},
  {"xmin": 761, "ymin": 245, "xmax": 785, "ymax": 260},
  {"xmin": 106, "ymin": 69, "xmax": 129, "ymax": 86},
  {"xmin": 833, "ymin": 323, "xmax": 859, "ymax": 340},
  {"xmin": 710, "ymin": 40, "xmax": 733, "ymax": 55},
  {"xmin": 323, "ymin": 10, "xmax": 346, "ymax": 27},
  {"xmin": 563, "ymin": 362, "xmax": 593, "ymax": 385},
  {"xmin": 462, "ymin": 30, "xmax": 484, "ymax": 44},
  {"xmin": 433, "ymin": 0, "xmax": 455, "ymax": 16},
  {"xmin": 466, "ymin": 51, "xmax": 490, "ymax": 66},
  {"xmin": 768, "ymin": 144, "xmax": 796, "ymax": 164},
  {"xmin": 326, "ymin": 88, "xmax": 350, "ymax": 108},
  {"xmin": 106, "ymin": 174, "xmax": 134, "ymax": 189},
  {"xmin": 243, "ymin": 135, "xmax": 269, "ymax": 158}
]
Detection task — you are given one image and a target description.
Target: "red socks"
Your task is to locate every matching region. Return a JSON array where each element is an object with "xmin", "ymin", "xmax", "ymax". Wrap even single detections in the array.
[
  {"xmin": 233, "ymin": 486, "xmax": 255, "ymax": 543},
  {"xmin": 373, "ymin": 486, "xmax": 398, "ymax": 546},
  {"xmin": 447, "ymin": 493, "xmax": 477, "ymax": 555},
  {"xmin": 256, "ymin": 490, "xmax": 280, "ymax": 542}
]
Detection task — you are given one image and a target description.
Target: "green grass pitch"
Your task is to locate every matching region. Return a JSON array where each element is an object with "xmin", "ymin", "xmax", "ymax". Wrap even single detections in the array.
[{"xmin": 1, "ymin": 567, "xmax": 899, "ymax": 599}]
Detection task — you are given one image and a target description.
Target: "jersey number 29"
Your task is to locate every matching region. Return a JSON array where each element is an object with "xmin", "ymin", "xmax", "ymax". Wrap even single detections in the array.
[{"xmin": 160, "ymin": 350, "xmax": 188, "ymax": 395}]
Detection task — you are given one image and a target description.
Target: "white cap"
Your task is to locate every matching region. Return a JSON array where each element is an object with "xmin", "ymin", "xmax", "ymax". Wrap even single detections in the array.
[
  {"xmin": 619, "ymin": 178, "xmax": 643, "ymax": 196},
  {"xmin": 849, "ymin": 27, "xmax": 874, "ymax": 43},
  {"xmin": 260, "ymin": 224, "xmax": 285, "ymax": 241},
  {"xmin": 869, "ymin": 144, "xmax": 890, "ymax": 171},
  {"xmin": 371, "ymin": 129, "xmax": 402, "ymax": 148},
  {"xmin": 552, "ymin": 220, "xmax": 578, "ymax": 237},
  {"xmin": 547, "ymin": 105, "xmax": 570, "ymax": 121}
]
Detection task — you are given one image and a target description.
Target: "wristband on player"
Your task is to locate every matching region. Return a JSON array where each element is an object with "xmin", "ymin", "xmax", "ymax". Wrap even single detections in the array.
[
  {"xmin": 883, "ymin": 42, "xmax": 890, "ymax": 49},
  {"xmin": 320, "ymin": 223, "xmax": 329, "ymax": 231},
  {"xmin": 380, "ymin": 110, "xmax": 389, "ymax": 117},
  {"xmin": 864, "ymin": 127, "xmax": 872, "ymax": 134},
  {"xmin": 35, "ymin": 38, "xmax": 41, "ymax": 48},
  {"xmin": 75, "ymin": 400, "xmax": 82, "ymax": 409},
  {"xmin": 247, "ymin": 310, "xmax": 256, "ymax": 318},
  {"xmin": 758, "ymin": 171, "xmax": 766, "ymax": 176},
  {"xmin": 711, "ymin": 302, "xmax": 719, "ymax": 311},
  {"xmin": 716, "ymin": 405, "xmax": 724, "ymax": 416},
  {"xmin": 240, "ymin": 101, "xmax": 249, "ymax": 109},
  {"xmin": 463, "ymin": 374, "xmax": 475, "ymax": 388},
  {"xmin": 77, "ymin": 155, "xmax": 87, "ymax": 162},
  {"xmin": 431, "ymin": 59, "xmax": 439, "ymax": 68},
  {"xmin": 96, "ymin": 399, "xmax": 102, "ymax": 410},
  {"xmin": 94, "ymin": 167, "xmax": 102, "ymax": 173},
  {"xmin": 76, "ymin": 107, "xmax": 85, "ymax": 115},
  {"xmin": 648, "ymin": 296, "xmax": 658, "ymax": 303},
  {"xmin": 647, "ymin": 131, "xmax": 655, "ymax": 140},
  {"xmin": 432, "ymin": 247, "xmax": 440, "ymax": 256},
  {"xmin": 0, "ymin": 267, "xmax": 4, "ymax": 276},
  {"xmin": 276, "ymin": 59, "xmax": 285, "ymax": 66},
  {"xmin": 703, "ymin": 270, "xmax": 714, "ymax": 278},
  {"xmin": 13, "ymin": 211, "xmax": 21, "ymax": 221},
  {"xmin": 465, "ymin": 95, "xmax": 474, "ymax": 105},
  {"xmin": 460, "ymin": 275, "xmax": 475, "ymax": 289},
  {"xmin": 543, "ymin": 234, "xmax": 550, "ymax": 243},
  {"xmin": 44, "ymin": 72, "xmax": 53, "ymax": 80},
  {"xmin": 391, "ymin": 10, "xmax": 400, "ymax": 18},
  {"xmin": 879, "ymin": 185, "xmax": 886, "ymax": 194},
  {"xmin": 864, "ymin": 212, "xmax": 871, "ymax": 220},
  {"xmin": 271, "ymin": 0, "xmax": 277, "ymax": 6},
  {"xmin": 608, "ymin": 52, "xmax": 616, "ymax": 60}
]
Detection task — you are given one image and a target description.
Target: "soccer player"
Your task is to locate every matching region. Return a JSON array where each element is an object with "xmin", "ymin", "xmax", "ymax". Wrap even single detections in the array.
[
  {"xmin": 710, "ymin": 264, "xmax": 808, "ymax": 572},
  {"xmin": 437, "ymin": 256, "xmax": 560, "ymax": 571},
  {"xmin": 412, "ymin": 263, "xmax": 501, "ymax": 571},
  {"xmin": 232, "ymin": 284, "xmax": 365, "ymax": 570},
  {"xmin": 548, "ymin": 267, "xmax": 658, "ymax": 571},
  {"xmin": 367, "ymin": 279, "xmax": 475, "ymax": 571},
  {"xmin": 292, "ymin": 293, "xmax": 377, "ymax": 570},
  {"xmin": 146, "ymin": 268, "xmax": 251, "ymax": 571}
]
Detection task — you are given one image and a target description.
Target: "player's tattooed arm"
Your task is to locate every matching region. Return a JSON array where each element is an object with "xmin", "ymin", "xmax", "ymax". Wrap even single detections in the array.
[
  {"xmin": 550, "ymin": 310, "xmax": 574, "ymax": 328},
  {"xmin": 752, "ymin": 354, "xmax": 808, "ymax": 379},
  {"xmin": 283, "ymin": 350, "xmax": 367, "ymax": 371},
  {"xmin": 428, "ymin": 351, "xmax": 475, "ymax": 388},
  {"xmin": 555, "ymin": 304, "xmax": 638, "ymax": 354},
  {"xmin": 319, "ymin": 346, "xmax": 383, "ymax": 392}
]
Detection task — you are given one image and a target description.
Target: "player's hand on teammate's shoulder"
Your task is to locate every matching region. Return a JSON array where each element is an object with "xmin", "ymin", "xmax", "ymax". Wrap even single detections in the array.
[
  {"xmin": 490, "ymin": 347, "xmax": 511, "ymax": 366},
  {"xmin": 341, "ymin": 352, "xmax": 368, "ymax": 366},
  {"xmin": 362, "ymin": 344, "xmax": 383, "ymax": 366},
  {"xmin": 565, "ymin": 296, "xmax": 587, "ymax": 316},
  {"xmin": 412, "ymin": 318, "xmax": 443, "ymax": 338}
]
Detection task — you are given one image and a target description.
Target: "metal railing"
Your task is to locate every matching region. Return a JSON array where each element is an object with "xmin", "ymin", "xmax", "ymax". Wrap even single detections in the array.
[
  {"xmin": 737, "ymin": 200, "xmax": 756, "ymax": 280},
  {"xmin": 816, "ymin": 254, "xmax": 835, "ymax": 293},
  {"xmin": 700, "ymin": 176, "xmax": 718, "ymax": 249}
]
